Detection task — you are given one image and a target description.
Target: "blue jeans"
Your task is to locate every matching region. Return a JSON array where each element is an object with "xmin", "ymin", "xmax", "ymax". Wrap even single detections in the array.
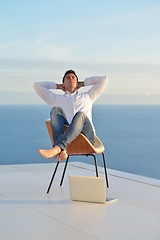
[{"xmin": 50, "ymin": 107, "xmax": 95, "ymax": 150}]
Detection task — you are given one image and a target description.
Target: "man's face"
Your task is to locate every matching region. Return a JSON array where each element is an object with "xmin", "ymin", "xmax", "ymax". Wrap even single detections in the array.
[{"xmin": 63, "ymin": 73, "xmax": 78, "ymax": 92}]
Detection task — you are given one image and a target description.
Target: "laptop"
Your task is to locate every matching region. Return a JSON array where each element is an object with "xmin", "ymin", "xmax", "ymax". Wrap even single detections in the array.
[{"xmin": 69, "ymin": 175, "xmax": 117, "ymax": 204}]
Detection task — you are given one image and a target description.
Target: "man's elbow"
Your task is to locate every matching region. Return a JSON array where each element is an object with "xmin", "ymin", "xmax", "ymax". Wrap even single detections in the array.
[
  {"xmin": 33, "ymin": 82, "xmax": 40, "ymax": 91},
  {"xmin": 102, "ymin": 76, "xmax": 108, "ymax": 86}
]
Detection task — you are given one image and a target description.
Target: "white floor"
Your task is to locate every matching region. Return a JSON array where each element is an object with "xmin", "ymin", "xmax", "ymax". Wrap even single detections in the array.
[{"xmin": 0, "ymin": 162, "xmax": 160, "ymax": 240}]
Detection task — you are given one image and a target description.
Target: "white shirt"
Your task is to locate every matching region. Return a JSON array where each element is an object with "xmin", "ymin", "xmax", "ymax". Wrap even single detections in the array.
[{"xmin": 34, "ymin": 76, "xmax": 108, "ymax": 132}]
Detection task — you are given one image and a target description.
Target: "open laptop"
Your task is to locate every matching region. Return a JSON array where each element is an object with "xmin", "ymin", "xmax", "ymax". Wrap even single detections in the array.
[{"xmin": 69, "ymin": 175, "xmax": 117, "ymax": 204}]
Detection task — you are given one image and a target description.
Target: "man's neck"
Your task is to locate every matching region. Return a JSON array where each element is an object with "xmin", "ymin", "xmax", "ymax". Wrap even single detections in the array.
[{"xmin": 65, "ymin": 88, "xmax": 77, "ymax": 94}]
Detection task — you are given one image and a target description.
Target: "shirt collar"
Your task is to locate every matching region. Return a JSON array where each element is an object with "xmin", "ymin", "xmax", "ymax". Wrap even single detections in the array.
[{"xmin": 65, "ymin": 90, "xmax": 78, "ymax": 96}]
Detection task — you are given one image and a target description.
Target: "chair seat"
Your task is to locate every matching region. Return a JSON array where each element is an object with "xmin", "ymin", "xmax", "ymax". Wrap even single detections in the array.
[{"xmin": 45, "ymin": 119, "xmax": 105, "ymax": 155}]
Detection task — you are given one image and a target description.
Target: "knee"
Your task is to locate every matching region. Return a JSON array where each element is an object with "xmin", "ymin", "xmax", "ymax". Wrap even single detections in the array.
[
  {"xmin": 75, "ymin": 111, "xmax": 86, "ymax": 119},
  {"xmin": 50, "ymin": 107, "xmax": 63, "ymax": 116}
]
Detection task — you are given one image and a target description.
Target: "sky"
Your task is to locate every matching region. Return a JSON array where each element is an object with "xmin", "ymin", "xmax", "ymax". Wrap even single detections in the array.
[{"xmin": 0, "ymin": 0, "xmax": 160, "ymax": 105}]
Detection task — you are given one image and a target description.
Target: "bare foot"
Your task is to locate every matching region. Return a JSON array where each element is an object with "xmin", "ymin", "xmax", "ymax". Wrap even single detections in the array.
[
  {"xmin": 38, "ymin": 146, "xmax": 61, "ymax": 159},
  {"xmin": 58, "ymin": 150, "xmax": 68, "ymax": 161}
]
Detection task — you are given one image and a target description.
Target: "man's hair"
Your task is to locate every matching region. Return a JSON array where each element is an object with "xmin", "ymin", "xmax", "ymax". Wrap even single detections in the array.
[{"xmin": 62, "ymin": 70, "xmax": 78, "ymax": 83}]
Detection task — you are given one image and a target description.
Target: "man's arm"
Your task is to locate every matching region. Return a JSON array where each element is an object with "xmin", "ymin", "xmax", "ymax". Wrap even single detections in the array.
[
  {"xmin": 77, "ymin": 81, "xmax": 84, "ymax": 89},
  {"xmin": 33, "ymin": 81, "xmax": 62, "ymax": 105},
  {"xmin": 56, "ymin": 83, "xmax": 65, "ymax": 91},
  {"xmin": 84, "ymin": 76, "xmax": 108, "ymax": 102}
]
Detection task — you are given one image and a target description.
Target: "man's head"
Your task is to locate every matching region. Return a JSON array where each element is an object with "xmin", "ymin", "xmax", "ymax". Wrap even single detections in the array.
[
  {"xmin": 62, "ymin": 70, "xmax": 78, "ymax": 93},
  {"xmin": 62, "ymin": 70, "xmax": 78, "ymax": 83}
]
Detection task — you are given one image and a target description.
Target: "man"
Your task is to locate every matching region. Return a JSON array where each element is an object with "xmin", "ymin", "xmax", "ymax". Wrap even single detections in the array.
[{"xmin": 34, "ymin": 70, "xmax": 108, "ymax": 161}]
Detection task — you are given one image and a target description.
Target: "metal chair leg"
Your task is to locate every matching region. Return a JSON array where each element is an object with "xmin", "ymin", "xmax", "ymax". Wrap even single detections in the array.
[
  {"xmin": 46, "ymin": 152, "xmax": 109, "ymax": 193},
  {"xmin": 60, "ymin": 156, "xmax": 69, "ymax": 186},
  {"xmin": 101, "ymin": 152, "xmax": 109, "ymax": 188},
  {"xmin": 88, "ymin": 153, "xmax": 99, "ymax": 177},
  {"xmin": 47, "ymin": 161, "xmax": 60, "ymax": 194}
]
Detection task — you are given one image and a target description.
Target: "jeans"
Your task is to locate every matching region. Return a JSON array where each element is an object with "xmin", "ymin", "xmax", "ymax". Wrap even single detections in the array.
[{"xmin": 50, "ymin": 107, "xmax": 95, "ymax": 150}]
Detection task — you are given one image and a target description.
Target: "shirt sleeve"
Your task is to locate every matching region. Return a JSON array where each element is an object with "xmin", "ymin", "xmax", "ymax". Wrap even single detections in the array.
[
  {"xmin": 33, "ymin": 81, "xmax": 57, "ymax": 105},
  {"xmin": 84, "ymin": 76, "xmax": 108, "ymax": 102}
]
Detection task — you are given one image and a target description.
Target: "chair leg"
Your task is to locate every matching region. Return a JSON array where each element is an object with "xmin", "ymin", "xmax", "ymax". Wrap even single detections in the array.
[
  {"xmin": 88, "ymin": 154, "xmax": 99, "ymax": 177},
  {"xmin": 47, "ymin": 161, "xmax": 60, "ymax": 194},
  {"xmin": 101, "ymin": 152, "xmax": 109, "ymax": 188},
  {"xmin": 60, "ymin": 156, "xmax": 69, "ymax": 186},
  {"xmin": 46, "ymin": 153, "xmax": 109, "ymax": 193}
]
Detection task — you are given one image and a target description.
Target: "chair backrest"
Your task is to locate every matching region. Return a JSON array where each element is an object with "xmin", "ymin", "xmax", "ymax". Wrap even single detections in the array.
[{"xmin": 45, "ymin": 119, "xmax": 105, "ymax": 155}]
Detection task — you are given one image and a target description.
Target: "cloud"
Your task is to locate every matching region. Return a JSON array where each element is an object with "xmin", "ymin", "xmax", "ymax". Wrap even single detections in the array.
[
  {"xmin": 0, "ymin": 39, "xmax": 74, "ymax": 62},
  {"xmin": 0, "ymin": 56, "xmax": 160, "ymax": 99},
  {"xmin": 103, "ymin": 4, "xmax": 160, "ymax": 27}
]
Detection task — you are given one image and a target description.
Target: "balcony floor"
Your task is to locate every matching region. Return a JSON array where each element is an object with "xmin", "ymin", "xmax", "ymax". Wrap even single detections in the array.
[{"xmin": 0, "ymin": 162, "xmax": 160, "ymax": 240}]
